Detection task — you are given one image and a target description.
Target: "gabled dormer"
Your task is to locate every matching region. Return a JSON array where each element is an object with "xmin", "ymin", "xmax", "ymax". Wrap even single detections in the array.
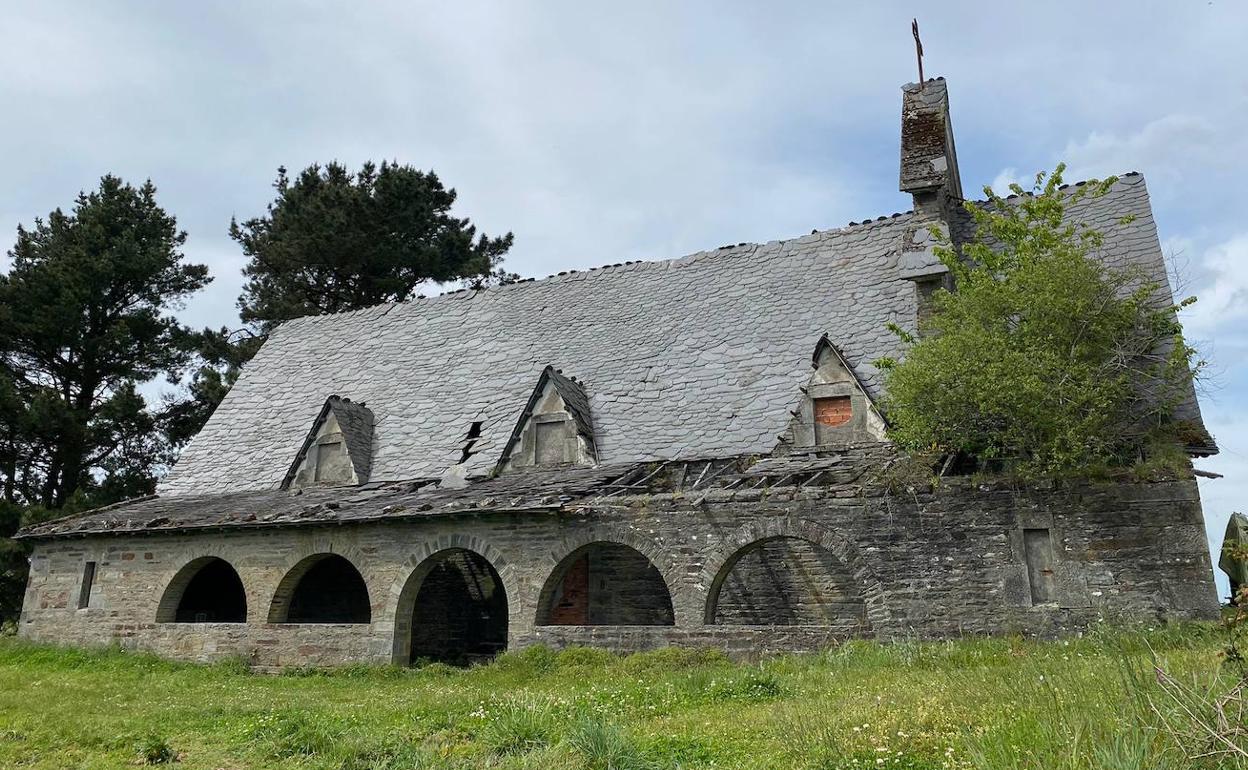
[
  {"xmin": 497, "ymin": 366, "xmax": 596, "ymax": 473},
  {"xmin": 779, "ymin": 336, "xmax": 887, "ymax": 449},
  {"xmin": 282, "ymin": 396, "xmax": 375, "ymax": 490}
]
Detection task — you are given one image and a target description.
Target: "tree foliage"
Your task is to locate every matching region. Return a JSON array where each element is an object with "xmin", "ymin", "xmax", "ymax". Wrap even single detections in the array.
[
  {"xmin": 0, "ymin": 176, "xmax": 210, "ymax": 623},
  {"xmin": 876, "ymin": 164, "xmax": 1202, "ymax": 476},
  {"xmin": 232, "ymin": 161, "xmax": 515, "ymax": 331},
  {"xmin": 0, "ymin": 176, "xmax": 210, "ymax": 509}
]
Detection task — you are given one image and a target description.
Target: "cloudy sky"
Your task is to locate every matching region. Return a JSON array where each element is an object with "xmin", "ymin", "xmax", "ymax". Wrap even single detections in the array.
[{"xmin": 2, "ymin": 2, "xmax": 1245, "ymax": 596}]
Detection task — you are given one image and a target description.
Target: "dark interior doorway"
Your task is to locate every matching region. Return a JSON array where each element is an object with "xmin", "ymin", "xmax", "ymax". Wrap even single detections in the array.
[
  {"xmin": 408, "ymin": 549, "xmax": 508, "ymax": 666},
  {"xmin": 283, "ymin": 554, "xmax": 372, "ymax": 623},
  {"xmin": 172, "ymin": 557, "xmax": 247, "ymax": 623}
]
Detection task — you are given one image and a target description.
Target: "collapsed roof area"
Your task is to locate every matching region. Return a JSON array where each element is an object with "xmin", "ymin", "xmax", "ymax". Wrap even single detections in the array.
[{"xmin": 20, "ymin": 446, "xmax": 895, "ymax": 540}]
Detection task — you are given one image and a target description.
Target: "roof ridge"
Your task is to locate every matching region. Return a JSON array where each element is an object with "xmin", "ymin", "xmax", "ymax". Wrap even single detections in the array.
[
  {"xmin": 972, "ymin": 170, "xmax": 1144, "ymax": 204},
  {"xmin": 274, "ymin": 211, "xmax": 918, "ymax": 329}
]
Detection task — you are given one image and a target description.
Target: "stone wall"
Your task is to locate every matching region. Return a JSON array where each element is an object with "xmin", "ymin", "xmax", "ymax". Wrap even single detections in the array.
[
  {"xmin": 713, "ymin": 537, "xmax": 865, "ymax": 626},
  {"xmin": 18, "ymin": 477, "xmax": 1220, "ymax": 667}
]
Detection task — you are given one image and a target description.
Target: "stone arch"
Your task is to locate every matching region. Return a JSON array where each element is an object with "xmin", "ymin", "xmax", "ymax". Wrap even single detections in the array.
[
  {"xmin": 155, "ymin": 556, "xmax": 248, "ymax": 623},
  {"xmin": 536, "ymin": 535, "xmax": 677, "ymax": 627},
  {"xmin": 701, "ymin": 518, "xmax": 886, "ymax": 629},
  {"xmin": 389, "ymin": 537, "xmax": 515, "ymax": 665},
  {"xmin": 541, "ymin": 527, "xmax": 688, "ymax": 612},
  {"xmin": 268, "ymin": 553, "xmax": 371, "ymax": 623}
]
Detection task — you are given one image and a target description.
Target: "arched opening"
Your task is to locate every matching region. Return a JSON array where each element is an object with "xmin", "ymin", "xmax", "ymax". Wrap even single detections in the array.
[
  {"xmin": 395, "ymin": 548, "xmax": 508, "ymax": 666},
  {"xmin": 536, "ymin": 542, "xmax": 674, "ymax": 626},
  {"xmin": 706, "ymin": 536, "xmax": 865, "ymax": 628},
  {"xmin": 269, "ymin": 554, "xmax": 371, "ymax": 623},
  {"xmin": 156, "ymin": 557, "xmax": 247, "ymax": 623}
]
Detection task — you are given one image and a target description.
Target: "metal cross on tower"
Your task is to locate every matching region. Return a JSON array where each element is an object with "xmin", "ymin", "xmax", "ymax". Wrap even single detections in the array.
[{"xmin": 912, "ymin": 18, "xmax": 925, "ymax": 87}]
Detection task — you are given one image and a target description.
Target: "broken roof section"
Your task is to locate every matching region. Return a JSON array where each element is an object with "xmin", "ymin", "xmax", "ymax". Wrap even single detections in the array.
[
  {"xmin": 281, "ymin": 396, "xmax": 375, "ymax": 489},
  {"xmin": 21, "ymin": 448, "xmax": 897, "ymax": 541}
]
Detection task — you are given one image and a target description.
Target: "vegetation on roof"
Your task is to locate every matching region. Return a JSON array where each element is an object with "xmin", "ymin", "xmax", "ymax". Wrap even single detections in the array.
[{"xmin": 876, "ymin": 164, "xmax": 1205, "ymax": 478}]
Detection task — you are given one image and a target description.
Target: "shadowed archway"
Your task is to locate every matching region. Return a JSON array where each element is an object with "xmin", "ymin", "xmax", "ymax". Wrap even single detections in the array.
[
  {"xmin": 394, "ymin": 548, "xmax": 508, "ymax": 666},
  {"xmin": 706, "ymin": 536, "xmax": 866, "ymax": 629},
  {"xmin": 268, "ymin": 553, "xmax": 371, "ymax": 624},
  {"xmin": 536, "ymin": 542, "xmax": 674, "ymax": 626},
  {"xmin": 156, "ymin": 557, "xmax": 247, "ymax": 623}
]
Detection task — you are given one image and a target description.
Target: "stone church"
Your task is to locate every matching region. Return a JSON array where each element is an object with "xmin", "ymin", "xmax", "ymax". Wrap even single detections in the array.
[{"xmin": 16, "ymin": 78, "xmax": 1220, "ymax": 668}]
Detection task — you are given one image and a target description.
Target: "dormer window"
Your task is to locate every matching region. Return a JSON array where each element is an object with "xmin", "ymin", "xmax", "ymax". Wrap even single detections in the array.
[
  {"xmin": 497, "ymin": 366, "xmax": 596, "ymax": 472},
  {"xmin": 781, "ymin": 337, "xmax": 887, "ymax": 450},
  {"xmin": 311, "ymin": 436, "xmax": 350, "ymax": 483},
  {"xmin": 813, "ymin": 396, "xmax": 853, "ymax": 441},
  {"xmin": 534, "ymin": 416, "xmax": 574, "ymax": 465},
  {"xmin": 283, "ymin": 396, "xmax": 375, "ymax": 490}
]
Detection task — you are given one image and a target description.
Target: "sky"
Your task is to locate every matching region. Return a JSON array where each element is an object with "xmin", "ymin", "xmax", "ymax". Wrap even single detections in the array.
[{"xmin": 1, "ymin": 2, "xmax": 1245, "ymax": 597}]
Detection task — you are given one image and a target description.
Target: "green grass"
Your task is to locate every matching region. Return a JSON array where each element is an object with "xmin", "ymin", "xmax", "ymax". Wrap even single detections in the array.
[{"xmin": 0, "ymin": 625, "xmax": 1242, "ymax": 769}]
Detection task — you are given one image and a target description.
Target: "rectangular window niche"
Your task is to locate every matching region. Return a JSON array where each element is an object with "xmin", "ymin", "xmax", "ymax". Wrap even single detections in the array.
[
  {"xmin": 813, "ymin": 396, "xmax": 853, "ymax": 427},
  {"xmin": 1023, "ymin": 529, "xmax": 1058, "ymax": 605},
  {"xmin": 534, "ymin": 420, "xmax": 571, "ymax": 465},
  {"xmin": 78, "ymin": 561, "xmax": 97, "ymax": 609}
]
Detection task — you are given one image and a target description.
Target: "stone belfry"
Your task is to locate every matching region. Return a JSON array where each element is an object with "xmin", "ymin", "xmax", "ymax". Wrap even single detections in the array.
[
  {"xmin": 899, "ymin": 78, "xmax": 963, "ymax": 217},
  {"xmin": 897, "ymin": 76, "xmax": 964, "ymax": 328}
]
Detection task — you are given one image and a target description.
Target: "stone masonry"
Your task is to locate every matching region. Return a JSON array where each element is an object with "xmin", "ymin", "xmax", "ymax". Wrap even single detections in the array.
[{"xmin": 19, "ymin": 462, "xmax": 1219, "ymax": 668}]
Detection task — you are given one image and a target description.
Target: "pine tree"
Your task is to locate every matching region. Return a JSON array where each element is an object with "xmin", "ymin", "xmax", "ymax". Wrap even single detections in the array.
[{"xmin": 0, "ymin": 175, "xmax": 210, "ymax": 509}]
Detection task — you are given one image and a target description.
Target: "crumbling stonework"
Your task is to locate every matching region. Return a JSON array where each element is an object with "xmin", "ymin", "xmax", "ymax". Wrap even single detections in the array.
[{"xmin": 19, "ymin": 470, "xmax": 1218, "ymax": 668}]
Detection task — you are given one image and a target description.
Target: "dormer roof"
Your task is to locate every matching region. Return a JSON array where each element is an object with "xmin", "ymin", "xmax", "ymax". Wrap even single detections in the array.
[
  {"xmin": 496, "ymin": 366, "xmax": 596, "ymax": 472},
  {"xmin": 811, "ymin": 335, "xmax": 880, "ymax": 411},
  {"xmin": 281, "ymin": 396, "xmax": 375, "ymax": 489},
  {"xmin": 545, "ymin": 368, "xmax": 594, "ymax": 442}
]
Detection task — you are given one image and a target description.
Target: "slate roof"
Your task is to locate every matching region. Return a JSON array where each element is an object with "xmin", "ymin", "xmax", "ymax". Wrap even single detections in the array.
[{"xmin": 155, "ymin": 172, "xmax": 1212, "ymax": 497}]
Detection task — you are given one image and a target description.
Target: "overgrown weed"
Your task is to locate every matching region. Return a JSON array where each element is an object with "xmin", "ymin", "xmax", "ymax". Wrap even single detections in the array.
[{"xmin": 477, "ymin": 697, "xmax": 560, "ymax": 756}]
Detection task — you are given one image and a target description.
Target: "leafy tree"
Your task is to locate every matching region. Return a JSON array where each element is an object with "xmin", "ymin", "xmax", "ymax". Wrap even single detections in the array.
[
  {"xmin": 0, "ymin": 175, "xmax": 209, "ymax": 623},
  {"xmin": 0, "ymin": 175, "xmax": 210, "ymax": 509},
  {"xmin": 0, "ymin": 501, "xmax": 24, "ymax": 627},
  {"xmin": 876, "ymin": 164, "xmax": 1201, "ymax": 476},
  {"xmin": 232, "ymin": 161, "xmax": 515, "ymax": 331}
]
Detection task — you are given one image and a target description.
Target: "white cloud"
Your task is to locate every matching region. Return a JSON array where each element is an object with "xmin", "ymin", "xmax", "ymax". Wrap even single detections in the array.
[
  {"xmin": 989, "ymin": 168, "xmax": 1022, "ymax": 196},
  {"xmin": 1180, "ymin": 233, "xmax": 1248, "ymax": 342},
  {"xmin": 1062, "ymin": 114, "xmax": 1236, "ymax": 188}
]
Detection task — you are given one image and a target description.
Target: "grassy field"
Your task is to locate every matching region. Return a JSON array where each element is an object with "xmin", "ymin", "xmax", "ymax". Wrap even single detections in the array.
[{"xmin": 0, "ymin": 625, "xmax": 1243, "ymax": 770}]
